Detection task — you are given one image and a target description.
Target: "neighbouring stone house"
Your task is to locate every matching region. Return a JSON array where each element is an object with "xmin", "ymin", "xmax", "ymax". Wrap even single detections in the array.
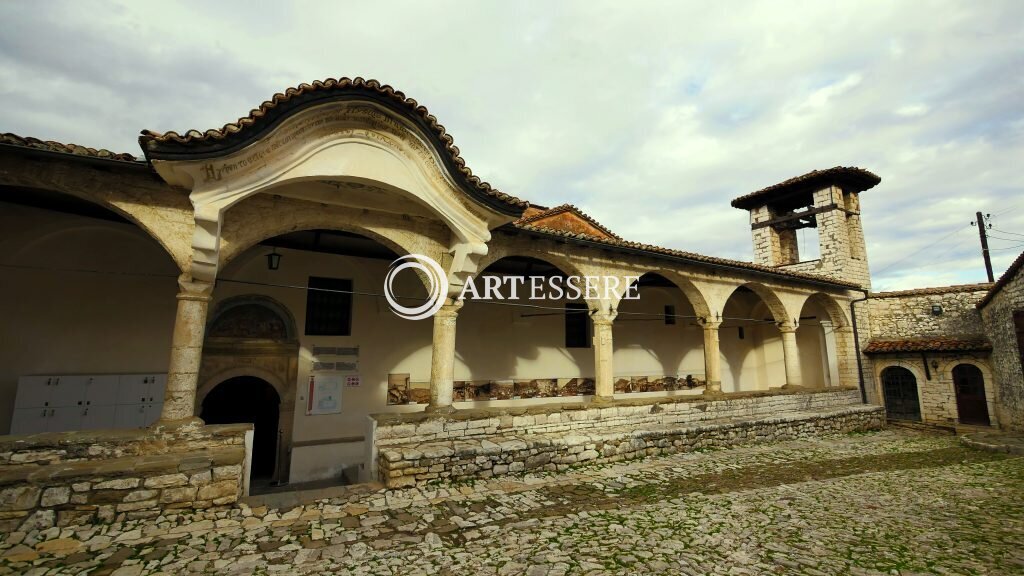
[
  {"xmin": 0, "ymin": 78, "xmax": 1018, "ymax": 530},
  {"xmin": 977, "ymin": 252, "xmax": 1024, "ymax": 430}
]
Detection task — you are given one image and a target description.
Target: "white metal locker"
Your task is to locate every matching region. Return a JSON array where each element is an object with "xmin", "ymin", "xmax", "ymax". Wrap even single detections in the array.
[
  {"xmin": 46, "ymin": 376, "xmax": 87, "ymax": 408},
  {"xmin": 114, "ymin": 404, "xmax": 147, "ymax": 429},
  {"xmin": 14, "ymin": 376, "xmax": 55, "ymax": 409},
  {"xmin": 10, "ymin": 407, "xmax": 48, "ymax": 434},
  {"xmin": 81, "ymin": 405, "xmax": 117, "ymax": 430},
  {"xmin": 83, "ymin": 375, "xmax": 120, "ymax": 406},
  {"xmin": 117, "ymin": 374, "xmax": 160, "ymax": 405},
  {"xmin": 48, "ymin": 406, "xmax": 83, "ymax": 432}
]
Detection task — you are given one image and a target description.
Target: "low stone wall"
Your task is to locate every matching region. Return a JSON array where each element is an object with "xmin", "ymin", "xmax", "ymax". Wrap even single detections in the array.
[
  {"xmin": 372, "ymin": 388, "xmax": 883, "ymax": 488},
  {"xmin": 0, "ymin": 424, "xmax": 251, "ymax": 532}
]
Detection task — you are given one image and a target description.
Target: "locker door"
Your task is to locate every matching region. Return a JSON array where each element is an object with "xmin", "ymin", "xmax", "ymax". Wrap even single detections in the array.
[
  {"xmin": 114, "ymin": 404, "xmax": 146, "ymax": 429},
  {"xmin": 15, "ymin": 376, "xmax": 55, "ymax": 409},
  {"xmin": 146, "ymin": 375, "xmax": 167, "ymax": 405},
  {"xmin": 81, "ymin": 405, "xmax": 117, "ymax": 430},
  {"xmin": 10, "ymin": 407, "xmax": 49, "ymax": 435},
  {"xmin": 143, "ymin": 403, "xmax": 163, "ymax": 426},
  {"xmin": 83, "ymin": 376, "xmax": 120, "ymax": 406},
  {"xmin": 117, "ymin": 375, "xmax": 155, "ymax": 405},
  {"xmin": 47, "ymin": 376, "xmax": 87, "ymax": 408},
  {"xmin": 48, "ymin": 406, "xmax": 83, "ymax": 432}
]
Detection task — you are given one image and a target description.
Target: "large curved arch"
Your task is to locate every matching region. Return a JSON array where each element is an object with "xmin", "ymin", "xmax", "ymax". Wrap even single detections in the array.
[
  {"xmin": 610, "ymin": 270, "xmax": 713, "ymax": 320},
  {"xmin": 796, "ymin": 292, "xmax": 850, "ymax": 328},
  {"xmin": 723, "ymin": 282, "xmax": 790, "ymax": 325}
]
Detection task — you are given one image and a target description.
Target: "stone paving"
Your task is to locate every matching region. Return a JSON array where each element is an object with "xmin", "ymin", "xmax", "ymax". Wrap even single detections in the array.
[{"xmin": 1, "ymin": 428, "xmax": 1022, "ymax": 575}]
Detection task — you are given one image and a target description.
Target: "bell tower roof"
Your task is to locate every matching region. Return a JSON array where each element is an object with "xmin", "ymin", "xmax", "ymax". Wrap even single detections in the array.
[{"xmin": 731, "ymin": 166, "xmax": 880, "ymax": 211}]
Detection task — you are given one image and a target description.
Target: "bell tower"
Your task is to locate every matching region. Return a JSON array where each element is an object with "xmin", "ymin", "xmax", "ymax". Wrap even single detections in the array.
[{"xmin": 731, "ymin": 167, "xmax": 879, "ymax": 289}]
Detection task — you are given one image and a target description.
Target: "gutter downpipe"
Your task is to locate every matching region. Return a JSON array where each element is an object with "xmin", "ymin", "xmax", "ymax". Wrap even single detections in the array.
[{"xmin": 849, "ymin": 288, "xmax": 871, "ymax": 404}]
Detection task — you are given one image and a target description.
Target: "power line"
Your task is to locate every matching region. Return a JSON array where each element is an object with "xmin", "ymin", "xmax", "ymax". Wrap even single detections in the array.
[{"xmin": 873, "ymin": 224, "xmax": 971, "ymax": 276}]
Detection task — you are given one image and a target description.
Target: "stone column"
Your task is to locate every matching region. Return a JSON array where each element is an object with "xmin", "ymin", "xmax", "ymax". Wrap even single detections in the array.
[
  {"xmin": 426, "ymin": 299, "xmax": 463, "ymax": 414},
  {"xmin": 701, "ymin": 320, "xmax": 723, "ymax": 395},
  {"xmin": 591, "ymin": 309, "xmax": 617, "ymax": 402},
  {"xmin": 778, "ymin": 323, "xmax": 803, "ymax": 388},
  {"xmin": 159, "ymin": 275, "xmax": 214, "ymax": 426}
]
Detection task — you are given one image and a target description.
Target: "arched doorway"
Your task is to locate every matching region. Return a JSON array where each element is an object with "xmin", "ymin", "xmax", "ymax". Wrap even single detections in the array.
[
  {"xmin": 201, "ymin": 376, "xmax": 281, "ymax": 477},
  {"xmin": 881, "ymin": 366, "xmax": 921, "ymax": 422},
  {"xmin": 952, "ymin": 364, "xmax": 990, "ymax": 426}
]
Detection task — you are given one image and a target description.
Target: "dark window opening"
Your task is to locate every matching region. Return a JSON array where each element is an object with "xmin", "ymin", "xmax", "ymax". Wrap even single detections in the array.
[
  {"xmin": 305, "ymin": 277, "xmax": 353, "ymax": 336},
  {"xmin": 738, "ymin": 326, "xmax": 745, "ymax": 340},
  {"xmin": 565, "ymin": 303, "xmax": 590, "ymax": 348},
  {"xmin": 664, "ymin": 305, "xmax": 676, "ymax": 325}
]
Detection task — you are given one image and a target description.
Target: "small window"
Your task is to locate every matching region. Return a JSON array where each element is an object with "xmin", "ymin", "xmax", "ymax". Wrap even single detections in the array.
[
  {"xmin": 664, "ymin": 305, "xmax": 676, "ymax": 325},
  {"xmin": 738, "ymin": 326, "xmax": 745, "ymax": 340},
  {"xmin": 305, "ymin": 277, "xmax": 353, "ymax": 336},
  {"xmin": 565, "ymin": 303, "xmax": 590, "ymax": 348}
]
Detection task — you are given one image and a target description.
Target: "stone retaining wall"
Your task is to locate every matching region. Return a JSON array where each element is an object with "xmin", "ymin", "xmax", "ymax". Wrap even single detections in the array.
[
  {"xmin": 0, "ymin": 424, "xmax": 251, "ymax": 532},
  {"xmin": 371, "ymin": 389, "xmax": 881, "ymax": 488}
]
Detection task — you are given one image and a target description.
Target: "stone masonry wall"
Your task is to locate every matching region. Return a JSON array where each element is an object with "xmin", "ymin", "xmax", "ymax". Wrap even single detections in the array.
[
  {"xmin": 869, "ymin": 355, "xmax": 996, "ymax": 426},
  {"xmin": 980, "ymin": 265, "xmax": 1024, "ymax": 431},
  {"xmin": 372, "ymin": 389, "xmax": 874, "ymax": 487},
  {"xmin": 866, "ymin": 286, "xmax": 990, "ymax": 339},
  {"xmin": 0, "ymin": 424, "xmax": 250, "ymax": 532}
]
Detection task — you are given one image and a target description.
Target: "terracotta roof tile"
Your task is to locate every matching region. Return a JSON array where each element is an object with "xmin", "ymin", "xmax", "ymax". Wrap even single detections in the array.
[
  {"xmin": 870, "ymin": 283, "xmax": 993, "ymax": 299},
  {"xmin": 0, "ymin": 133, "xmax": 138, "ymax": 163},
  {"xmin": 978, "ymin": 250, "xmax": 1024, "ymax": 309},
  {"xmin": 514, "ymin": 204, "xmax": 621, "ymax": 240},
  {"xmin": 731, "ymin": 166, "xmax": 880, "ymax": 210},
  {"xmin": 138, "ymin": 77, "xmax": 526, "ymax": 213},
  {"xmin": 510, "ymin": 222, "xmax": 860, "ymax": 288},
  {"xmin": 863, "ymin": 337, "xmax": 992, "ymax": 354}
]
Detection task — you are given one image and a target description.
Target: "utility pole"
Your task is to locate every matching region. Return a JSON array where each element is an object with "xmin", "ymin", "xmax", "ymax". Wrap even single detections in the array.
[{"xmin": 972, "ymin": 211, "xmax": 994, "ymax": 283}]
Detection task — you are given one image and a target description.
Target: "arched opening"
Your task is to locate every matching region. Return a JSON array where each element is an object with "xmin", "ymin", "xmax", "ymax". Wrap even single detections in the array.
[
  {"xmin": 881, "ymin": 366, "xmax": 921, "ymax": 422},
  {"xmin": 201, "ymin": 376, "xmax": 281, "ymax": 477},
  {"xmin": 796, "ymin": 293, "xmax": 844, "ymax": 388},
  {"xmin": 212, "ymin": 226, "xmax": 434, "ymax": 486},
  {"xmin": 612, "ymin": 273, "xmax": 706, "ymax": 395},
  {"xmin": 454, "ymin": 255, "xmax": 594, "ymax": 404},
  {"xmin": 2, "ymin": 188, "xmax": 180, "ymax": 435},
  {"xmin": 719, "ymin": 284, "xmax": 786, "ymax": 392},
  {"xmin": 952, "ymin": 364, "xmax": 990, "ymax": 426}
]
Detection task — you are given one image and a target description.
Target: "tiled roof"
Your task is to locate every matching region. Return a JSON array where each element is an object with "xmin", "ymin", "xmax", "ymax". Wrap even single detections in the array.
[
  {"xmin": 870, "ymin": 282, "xmax": 993, "ymax": 299},
  {"xmin": 0, "ymin": 133, "xmax": 139, "ymax": 163},
  {"xmin": 514, "ymin": 204, "xmax": 621, "ymax": 240},
  {"xmin": 731, "ymin": 166, "xmax": 880, "ymax": 210},
  {"xmin": 138, "ymin": 77, "xmax": 526, "ymax": 214},
  {"xmin": 863, "ymin": 337, "xmax": 992, "ymax": 354},
  {"xmin": 978, "ymin": 250, "xmax": 1024, "ymax": 309},
  {"xmin": 509, "ymin": 222, "xmax": 860, "ymax": 288}
]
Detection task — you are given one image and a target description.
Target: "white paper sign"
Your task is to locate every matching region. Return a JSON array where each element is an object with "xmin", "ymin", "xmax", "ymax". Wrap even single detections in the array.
[{"xmin": 307, "ymin": 374, "xmax": 342, "ymax": 415}]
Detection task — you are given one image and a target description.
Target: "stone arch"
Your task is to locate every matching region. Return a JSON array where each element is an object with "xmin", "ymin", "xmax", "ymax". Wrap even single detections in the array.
[
  {"xmin": 197, "ymin": 364, "xmax": 290, "ymax": 411},
  {"xmin": 207, "ymin": 294, "xmax": 299, "ymax": 341},
  {"xmin": 875, "ymin": 361, "xmax": 925, "ymax": 421},
  {"xmin": 733, "ymin": 282, "xmax": 790, "ymax": 326},
  {"xmin": 796, "ymin": 292, "xmax": 850, "ymax": 328},
  {"xmin": 610, "ymin": 269, "xmax": 712, "ymax": 320}
]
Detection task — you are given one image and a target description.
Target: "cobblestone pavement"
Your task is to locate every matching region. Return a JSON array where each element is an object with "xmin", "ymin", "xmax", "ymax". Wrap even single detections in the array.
[{"xmin": 2, "ymin": 429, "xmax": 1023, "ymax": 575}]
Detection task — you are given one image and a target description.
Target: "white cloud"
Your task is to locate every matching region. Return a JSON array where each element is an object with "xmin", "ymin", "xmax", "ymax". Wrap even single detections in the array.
[{"xmin": 0, "ymin": 0, "xmax": 1021, "ymax": 290}]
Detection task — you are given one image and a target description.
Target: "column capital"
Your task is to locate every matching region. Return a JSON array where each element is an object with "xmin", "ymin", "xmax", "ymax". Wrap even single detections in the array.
[
  {"xmin": 176, "ymin": 275, "xmax": 214, "ymax": 302},
  {"xmin": 698, "ymin": 317, "xmax": 722, "ymax": 330},
  {"xmin": 589, "ymin": 308, "xmax": 617, "ymax": 326},
  {"xmin": 777, "ymin": 322, "xmax": 798, "ymax": 333}
]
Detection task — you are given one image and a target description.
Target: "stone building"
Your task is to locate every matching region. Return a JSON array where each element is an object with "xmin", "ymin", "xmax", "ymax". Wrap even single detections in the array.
[
  {"xmin": 977, "ymin": 252, "xmax": 1024, "ymax": 430},
  {"xmin": 0, "ymin": 78, "xmax": 1018, "ymax": 527}
]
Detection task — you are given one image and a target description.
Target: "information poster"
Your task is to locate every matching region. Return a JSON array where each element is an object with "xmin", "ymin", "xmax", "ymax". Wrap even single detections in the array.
[{"xmin": 307, "ymin": 374, "xmax": 342, "ymax": 415}]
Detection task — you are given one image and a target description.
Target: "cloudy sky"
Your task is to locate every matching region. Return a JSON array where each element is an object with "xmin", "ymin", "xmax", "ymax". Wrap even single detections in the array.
[{"xmin": 1, "ymin": 0, "xmax": 1021, "ymax": 290}]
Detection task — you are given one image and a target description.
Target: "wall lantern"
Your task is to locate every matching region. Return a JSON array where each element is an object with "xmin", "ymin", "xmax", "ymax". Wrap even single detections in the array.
[
  {"xmin": 930, "ymin": 304, "xmax": 943, "ymax": 316},
  {"xmin": 267, "ymin": 248, "xmax": 282, "ymax": 271}
]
